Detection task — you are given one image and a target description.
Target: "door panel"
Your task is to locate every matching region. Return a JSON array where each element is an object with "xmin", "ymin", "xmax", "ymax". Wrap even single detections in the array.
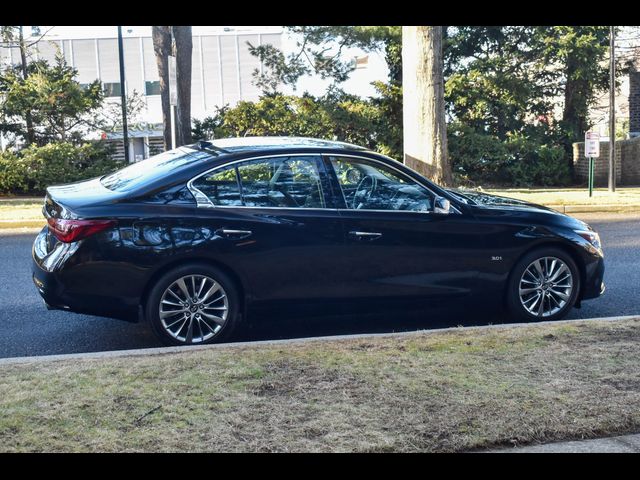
[{"xmin": 325, "ymin": 154, "xmax": 486, "ymax": 300}]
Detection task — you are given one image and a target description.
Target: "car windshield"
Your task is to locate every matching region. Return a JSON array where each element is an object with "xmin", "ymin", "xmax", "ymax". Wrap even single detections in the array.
[{"xmin": 100, "ymin": 148, "xmax": 209, "ymax": 192}]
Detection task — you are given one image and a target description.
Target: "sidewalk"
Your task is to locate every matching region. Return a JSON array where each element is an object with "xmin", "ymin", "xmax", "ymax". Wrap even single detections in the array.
[{"xmin": 487, "ymin": 432, "xmax": 640, "ymax": 453}]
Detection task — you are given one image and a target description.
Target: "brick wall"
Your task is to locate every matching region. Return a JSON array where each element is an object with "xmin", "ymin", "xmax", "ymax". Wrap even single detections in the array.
[
  {"xmin": 573, "ymin": 137, "xmax": 640, "ymax": 186},
  {"xmin": 630, "ymin": 70, "xmax": 640, "ymax": 135}
]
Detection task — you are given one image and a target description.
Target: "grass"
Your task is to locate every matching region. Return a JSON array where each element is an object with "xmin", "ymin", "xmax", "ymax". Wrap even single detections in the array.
[
  {"xmin": 0, "ymin": 200, "xmax": 45, "ymax": 228},
  {"xmin": 484, "ymin": 187, "xmax": 640, "ymax": 207},
  {"xmin": 2, "ymin": 317, "xmax": 640, "ymax": 452}
]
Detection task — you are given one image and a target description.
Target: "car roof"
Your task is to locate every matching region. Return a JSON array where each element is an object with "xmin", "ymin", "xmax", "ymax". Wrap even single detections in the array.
[{"xmin": 203, "ymin": 136, "xmax": 369, "ymax": 153}]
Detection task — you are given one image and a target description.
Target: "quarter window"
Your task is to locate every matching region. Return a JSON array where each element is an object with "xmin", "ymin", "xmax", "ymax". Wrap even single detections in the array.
[
  {"xmin": 329, "ymin": 156, "xmax": 434, "ymax": 212},
  {"xmin": 192, "ymin": 156, "xmax": 325, "ymax": 208}
]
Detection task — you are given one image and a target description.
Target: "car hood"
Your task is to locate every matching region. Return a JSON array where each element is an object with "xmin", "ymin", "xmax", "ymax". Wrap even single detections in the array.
[{"xmin": 448, "ymin": 189, "xmax": 591, "ymax": 230}]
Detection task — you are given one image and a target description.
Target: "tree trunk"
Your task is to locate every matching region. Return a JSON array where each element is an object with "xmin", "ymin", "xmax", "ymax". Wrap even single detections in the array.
[
  {"xmin": 402, "ymin": 26, "xmax": 452, "ymax": 186},
  {"xmin": 172, "ymin": 26, "xmax": 193, "ymax": 146},
  {"xmin": 562, "ymin": 56, "xmax": 589, "ymax": 176},
  {"xmin": 18, "ymin": 26, "xmax": 36, "ymax": 145},
  {"xmin": 152, "ymin": 26, "xmax": 172, "ymax": 150}
]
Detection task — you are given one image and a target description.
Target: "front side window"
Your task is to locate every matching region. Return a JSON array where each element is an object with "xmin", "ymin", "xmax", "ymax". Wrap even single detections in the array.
[
  {"xmin": 329, "ymin": 156, "xmax": 433, "ymax": 212},
  {"xmin": 192, "ymin": 156, "xmax": 325, "ymax": 209}
]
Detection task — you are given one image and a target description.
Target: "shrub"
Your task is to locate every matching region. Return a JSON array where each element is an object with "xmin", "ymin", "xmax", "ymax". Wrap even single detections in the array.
[
  {"xmin": 448, "ymin": 123, "xmax": 570, "ymax": 187},
  {"xmin": 0, "ymin": 141, "xmax": 124, "ymax": 195}
]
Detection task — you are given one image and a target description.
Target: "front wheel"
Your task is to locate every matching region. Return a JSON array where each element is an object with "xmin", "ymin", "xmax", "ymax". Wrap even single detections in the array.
[
  {"xmin": 506, "ymin": 247, "xmax": 580, "ymax": 322},
  {"xmin": 146, "ymin": 264, "xmax": 241, "ymax": 345}
]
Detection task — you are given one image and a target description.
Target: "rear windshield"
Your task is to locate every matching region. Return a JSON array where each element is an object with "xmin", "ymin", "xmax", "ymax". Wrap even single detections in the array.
[{"xmin": 100, "ymin": 148, "xmax": 210, "ymax": 192}]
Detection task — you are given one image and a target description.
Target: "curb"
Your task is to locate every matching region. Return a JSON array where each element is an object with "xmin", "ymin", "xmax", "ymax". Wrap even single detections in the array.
[
  {"xmin": 547, "ymin": 204, "xmax": 640, "ymax": 214},
  {"xmin": 1, "ymin": 314, "xmax": 638, "ymax": 366}
]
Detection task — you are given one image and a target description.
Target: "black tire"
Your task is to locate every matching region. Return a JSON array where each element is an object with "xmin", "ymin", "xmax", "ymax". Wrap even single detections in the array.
[
  {"xmin": 145, "ymin": 263, "xmax": 242, "ymax": 346},
  {"xmin": 506, "ymin": 247, "xmax": 580, "ymax": 322}
]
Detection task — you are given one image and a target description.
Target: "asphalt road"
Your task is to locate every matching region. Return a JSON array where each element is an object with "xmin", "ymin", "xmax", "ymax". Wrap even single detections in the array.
[{"xmin": 1, "ymin": 212, "xmax": 638, "ymax": 359}]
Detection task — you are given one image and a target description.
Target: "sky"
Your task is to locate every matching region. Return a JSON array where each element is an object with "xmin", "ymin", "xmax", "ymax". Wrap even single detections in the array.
[{"xmin": 30, "ymin": 26, "xmax": 390, "ymax": 98}]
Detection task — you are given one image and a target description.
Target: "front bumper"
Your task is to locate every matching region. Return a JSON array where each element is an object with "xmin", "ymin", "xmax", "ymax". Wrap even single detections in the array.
[{"xmin": 581, "ymin": 254, "xmax": 605, "ymax": 301}]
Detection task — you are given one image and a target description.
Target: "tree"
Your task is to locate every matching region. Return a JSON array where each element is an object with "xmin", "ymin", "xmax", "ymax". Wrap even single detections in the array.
[
  {"xmin": 173, "ymin": 26, "xmax": 193, "ymax": 146},
  {"xmin": 402, "ymin": 26, "xmax": 452, "ymax": 186},
  {"xmin": 151, "ymin": 26, "xmax": 172, "ymax": 150},
  {"xmin": 152, "ymin": 25, "xmax": 193, "ymax": 150},
  {"xmin": 1, "ymin": 26, "xmax": 54, "ymax": 145},
  {"xmin": 0, "ymin": 55, "xmax": 103, "ymax": 145}
]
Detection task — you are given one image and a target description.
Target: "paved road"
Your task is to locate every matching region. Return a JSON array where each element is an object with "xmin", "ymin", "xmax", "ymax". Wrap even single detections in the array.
[{"xmin": 1, "ymin": 212, "xmax": 638, "ymax": 359}]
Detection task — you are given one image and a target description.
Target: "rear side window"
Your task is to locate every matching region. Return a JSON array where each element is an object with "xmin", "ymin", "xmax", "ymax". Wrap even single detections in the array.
[{"xmin": 192, "ymin": 156, "xmax": 326, "ymax": 208}]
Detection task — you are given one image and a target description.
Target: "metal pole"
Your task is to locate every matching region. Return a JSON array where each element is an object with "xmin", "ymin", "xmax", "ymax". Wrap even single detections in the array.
[
  {"xmin": 117, "ymin": 26, "xmax": 130, "ymax": 163},
  {"xmin": 609, "ymin": 26, "xmax": 616, "ymax": 192},
  {"xmin": 589, "ymin": 157, "xmax": 594, "ymax": 197}
]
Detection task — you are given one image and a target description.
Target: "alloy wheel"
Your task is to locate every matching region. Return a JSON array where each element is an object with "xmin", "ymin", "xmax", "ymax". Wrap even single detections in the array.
[
  {"xmin": 159, "ymin": 274, "xmax": 229, "ymax": 343},
  {"xmin": 519, "ymin": 256, "xmax": 574, "ymax": 318}
]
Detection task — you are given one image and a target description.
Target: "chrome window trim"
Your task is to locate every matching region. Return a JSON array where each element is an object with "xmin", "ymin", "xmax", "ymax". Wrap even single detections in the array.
[
  {"xmin": 323, "ymin": 153, "xmax": 461, "ymax": 215},
  {"xmin": 186, "ymin": 151, "xmax": 461, "ymax": 215},
  {"xmin": 187, "ymin": 153, "xmax": 327, "ymax": 210}
]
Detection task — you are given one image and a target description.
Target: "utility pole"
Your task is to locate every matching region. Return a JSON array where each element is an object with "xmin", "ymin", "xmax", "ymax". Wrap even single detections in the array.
[
  {"xmin": 117, "ymin": 26, "xmax": 130, "ymax": 163},
  {"xmin": 609, "ymin": 26, "xmax": 616, "ymax": 192}
]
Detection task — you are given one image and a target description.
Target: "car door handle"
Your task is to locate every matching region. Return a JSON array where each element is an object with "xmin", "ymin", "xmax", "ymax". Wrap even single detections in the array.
[
  {"xmin": 348, "ymin": 231, "xmax": 382, "ymax": 241},
  {"xmin": 215, "ymin": 228, "xmax": 253, "ymax": 239}
]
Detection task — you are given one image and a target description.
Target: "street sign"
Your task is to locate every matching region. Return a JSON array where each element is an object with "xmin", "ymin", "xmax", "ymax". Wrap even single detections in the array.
[
  {"xmin": 168, "ymin": 55, "xmax": 177, "ymax": 106},
  {"xmin": 584, "ymin": 131, "xmax": 600, "ymax": 197},
  {"xmin": 585, "ymin": 131, "xmax": 600, "ymax": 158}
]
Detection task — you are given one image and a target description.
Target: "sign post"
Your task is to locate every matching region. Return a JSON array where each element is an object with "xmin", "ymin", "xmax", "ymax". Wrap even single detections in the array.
[
  {"xmin": 585, "ymin": 131, "xmax": 600, "ymax": 197},
  {"xmin": 168, "ymin": 55, "xmax": 177, "ymax": 150}
]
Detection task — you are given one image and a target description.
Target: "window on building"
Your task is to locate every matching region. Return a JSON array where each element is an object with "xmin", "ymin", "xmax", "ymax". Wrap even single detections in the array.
[
  {"xmin": 103, "ymin": 82, "xmax": 122, "ymax": 97},
  {"xmin": 145, "ymin": 80, "xmax": 161, "ymax": 96}
]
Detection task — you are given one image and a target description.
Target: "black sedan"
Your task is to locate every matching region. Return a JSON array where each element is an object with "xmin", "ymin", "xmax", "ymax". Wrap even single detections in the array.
[{"xmin": 32, "ymin": 137, "xmax": 605, "ymax": 345}]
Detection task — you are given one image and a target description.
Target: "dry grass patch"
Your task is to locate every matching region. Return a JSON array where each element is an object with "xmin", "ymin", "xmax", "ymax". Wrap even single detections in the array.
[
  {"xmin": 484, "ymin": 187, "xmax": 640, "ymax": 207},
  {"xmin": 2, "ymin": 318, "xmax": 640, "ymax": 452}
]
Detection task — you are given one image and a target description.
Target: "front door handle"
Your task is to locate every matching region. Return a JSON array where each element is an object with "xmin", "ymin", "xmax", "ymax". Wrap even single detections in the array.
[
  {"xmin": 348, "ymin": 231, "xmax": 382, "ymax": 241},
  {"xmin": 215, "ymin": 228, "xmax": 253, "ymax": 239}
]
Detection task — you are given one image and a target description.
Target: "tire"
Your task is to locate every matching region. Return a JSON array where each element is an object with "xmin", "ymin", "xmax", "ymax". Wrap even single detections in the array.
[
  {"xmin": 506, "ymin": 247, "xmax": 580, "ymax": 322},
  {"xmin": 146, "ymin": 263, "xmax": 242, "ymax": 346}
]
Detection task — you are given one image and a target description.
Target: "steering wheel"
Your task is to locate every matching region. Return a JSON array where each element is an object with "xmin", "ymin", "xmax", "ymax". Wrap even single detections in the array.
[{"xmin": 352, "ymin": 175, "xmax": 377, "ymax": 209}]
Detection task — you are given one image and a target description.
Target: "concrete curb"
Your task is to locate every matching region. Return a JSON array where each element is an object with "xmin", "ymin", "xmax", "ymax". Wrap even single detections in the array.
[
  {"xmin": 1, "ymin": 314, "xmax": 638, "ymax": 366},
  {"xmin": 486, "ymin": 432, "xmax": 640, "ymax": 453},
  {"xmin": 547, "ymin": 204, "xmax": 640, "ymax": 214}
]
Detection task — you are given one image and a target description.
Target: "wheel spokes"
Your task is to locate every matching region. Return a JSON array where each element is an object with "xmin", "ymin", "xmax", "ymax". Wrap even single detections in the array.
[
  {"xmin": 519, "ymin": 256, "xmax": 573, "ymax": 317},
  {"xmin": 159, "ymin": 274, "xmax": 229, "ymax": 343}
]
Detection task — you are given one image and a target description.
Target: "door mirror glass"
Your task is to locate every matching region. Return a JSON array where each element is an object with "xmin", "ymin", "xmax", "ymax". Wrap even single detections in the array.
[{"xmin": 433, "ymin": 196, "xmax": 451, "ymax": 214}]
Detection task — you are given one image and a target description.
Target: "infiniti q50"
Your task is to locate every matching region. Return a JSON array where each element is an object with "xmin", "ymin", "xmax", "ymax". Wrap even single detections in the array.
[{"xmin": 32, "ymin": 137, "xmax": 605, "ymax": 345}]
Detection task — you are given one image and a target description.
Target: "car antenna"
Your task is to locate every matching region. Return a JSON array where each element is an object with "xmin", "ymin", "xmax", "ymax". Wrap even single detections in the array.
[{"xmin": 193, "ymin": 139, "xmax": 229, "ymax": 155}]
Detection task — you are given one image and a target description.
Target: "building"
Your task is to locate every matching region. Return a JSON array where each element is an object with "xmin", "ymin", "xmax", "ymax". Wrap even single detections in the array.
[{"xmin": 0, "ymin": 26, "xmax": 283, "ymax": 161}]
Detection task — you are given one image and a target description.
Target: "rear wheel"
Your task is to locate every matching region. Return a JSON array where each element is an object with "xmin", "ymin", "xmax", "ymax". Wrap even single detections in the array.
[
  {"xmin": 506, "ymin": 247, "xmax": 580, "ymax": 322},
  {"xmin": 146, "ymin": 264, "xmax": 241, "ymax": 345}
]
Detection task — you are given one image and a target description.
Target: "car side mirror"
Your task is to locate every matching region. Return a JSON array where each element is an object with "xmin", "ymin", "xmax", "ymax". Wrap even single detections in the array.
[{"xmin": 433, "ymin": 196, "xmax": 451, "ymax": 215}]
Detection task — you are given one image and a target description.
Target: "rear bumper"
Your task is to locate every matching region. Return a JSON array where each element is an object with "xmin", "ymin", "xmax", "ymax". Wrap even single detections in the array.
[{"xmin": 32, "ymin": 227, "xmax": 138, "ymax": 321}]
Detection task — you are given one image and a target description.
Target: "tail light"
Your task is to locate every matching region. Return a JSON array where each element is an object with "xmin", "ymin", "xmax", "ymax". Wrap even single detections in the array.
[{"xmin": 47, "ymin": 218, "xmax": 116, "ymax": 243}]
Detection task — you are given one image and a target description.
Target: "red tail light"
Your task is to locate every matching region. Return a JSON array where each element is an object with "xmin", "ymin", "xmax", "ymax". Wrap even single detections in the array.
[{"xmin": 47, "ymin": 218, "xmax": 116, "ymax": 243}]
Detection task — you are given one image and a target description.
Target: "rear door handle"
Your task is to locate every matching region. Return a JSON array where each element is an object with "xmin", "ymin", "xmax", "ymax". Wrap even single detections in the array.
[
  {"xmin": 215, "ymin": 228, "xmax": 253, "ymax": 239},
  {"xmin": 348, "ymin": 231, "xmax": 382, "ymax": 241}
]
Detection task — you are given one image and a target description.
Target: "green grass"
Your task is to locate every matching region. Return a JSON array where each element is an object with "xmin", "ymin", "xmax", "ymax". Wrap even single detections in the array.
[{"xmin": 2, "ymin": 318, "xmax": 640, "ymax": 452}]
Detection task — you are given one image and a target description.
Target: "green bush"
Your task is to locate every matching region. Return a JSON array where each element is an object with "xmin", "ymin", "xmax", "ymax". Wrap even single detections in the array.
[
  {"xmin": 0, "ymin": 141, "xmax": 124, "ymax": 194},
  {"xmin": 448, "ymin": 124, "xmax": 570, "ymax": 187}
]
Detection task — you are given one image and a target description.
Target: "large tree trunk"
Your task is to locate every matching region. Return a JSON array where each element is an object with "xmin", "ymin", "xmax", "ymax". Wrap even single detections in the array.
[
  {"xmin": 402, "ymin": 26, "xmax": 452, "ymax": 186},
  {"xmin": 152, "ymin": 26, "xmax": 172, "ymax": 150},
  {"xmin": 172, "ymin": 26, "xmax": 193, "ymax": 146},
  {"xmin": 18, "ymin": 26, "xmax": 36, "ymax": 146}
]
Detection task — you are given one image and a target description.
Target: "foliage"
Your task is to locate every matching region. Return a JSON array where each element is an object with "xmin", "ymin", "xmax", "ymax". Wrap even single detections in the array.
[
  {"xmin": 191, "ymin": 89, "xmax": 403, "ymax": 162},
  {"xmin": 0, "ymin": 55, "xmax": 104, "ymax": 145},
  {"xmin": 448, "ymin": 122, "xmax": 570, "ymax": 187},
  {"xmin": 0, "ymin": 142, "xmax": 124, "ymax": 194}
]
